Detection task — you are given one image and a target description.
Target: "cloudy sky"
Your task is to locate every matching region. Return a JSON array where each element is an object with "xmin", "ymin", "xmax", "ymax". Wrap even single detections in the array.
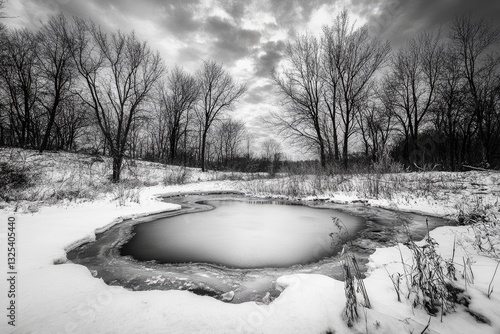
[{"xmin": 3, "ymin": 0, "xmax": 500, "ymax": 155}]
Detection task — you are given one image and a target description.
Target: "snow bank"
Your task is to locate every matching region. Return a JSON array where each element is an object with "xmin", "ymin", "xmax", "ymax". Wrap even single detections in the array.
[
  {"xmin": 0, "ymin": 184, "xmax": 353, "ymax": 334},
  {"xmin": 1, "ymin": 178, "xmax": 500, "ymax": 333},
  {"xmin": 364, "ymin": 226, "xmax": 500, "ymax": 334}
]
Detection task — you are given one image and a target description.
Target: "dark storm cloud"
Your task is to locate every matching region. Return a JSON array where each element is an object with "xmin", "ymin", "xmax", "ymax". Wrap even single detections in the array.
[
  {"xmin": 362, "ymin": 0, "xmax": 500, "ymax": 43},
  {"xmin": 21, "ymin": 0, "xmax": 262, "ymax": 65},
  {"xmin": 17, "ymin": 0, "xmax": 500, "ymax": 54},
  {"xmin": 204, "ymin": 16, "xmax": 261, "ymax": 62},
  {"xmin": 11, "ymin": 0, "xmax": 500, "ymax": 81},
  {"xmin": 219, "ymin": 0, "xmax": 247, "ymax": 22},
  {"xmin": 253, "ymin": 40, "xmax": 286, "ymax": 78}
]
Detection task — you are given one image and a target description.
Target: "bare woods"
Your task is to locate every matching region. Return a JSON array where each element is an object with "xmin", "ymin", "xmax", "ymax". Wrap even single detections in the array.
[
  {"xmin": 271, "ymin": 10, "xmax": 500, "ymax": 171},
  {"xmin": 0, "ymin": 12, "xmax": 246, "ymax": 181}
]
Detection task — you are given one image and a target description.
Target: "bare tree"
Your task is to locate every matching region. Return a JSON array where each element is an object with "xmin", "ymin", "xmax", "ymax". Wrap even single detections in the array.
[
  {"xmin": 37, "ymin": 13, "xmax": 75, "ymax": 152},
  {"xmin": 432, "ymin": 46, "xmax": 469, "ymax": 170},
  {"xmin": 149, "ymin": 98, "xmax": 169, "ymax": 161},
  {"xmin": 126, "ymin": 113, "xmax": 149, "ymax": 160},
  {"xmin": 52, "ymin": 94, "xmax": 90, "ymax": 150},
  {"xmin": 382, "ymin": 30, "xmax": 444, "ymax": 167},
  {"xmin": 156, "ymin": 66, "xmax": 199, "ymax": 163},
  {"xmin": 322, "ymin": 10, "xmax": 391, "ymax": 169},
  {"xmin": 357, "ymin": 100, "xmax": 394, "ymax": 163},
  {"xmin": 261, "ymin": 137, "xmax": 282, "ymax": 174},
  {"xmin": 0, "ymin": 29, "xmax": 40, "ymax": 147},
  {"xmin": 321, "ymin": 29, "xmax": 341, "ymax": 162},
  {"xmin": 261, "ymin": 138, "xmax": 281, "ymax": 160},
  {"xmin": 0, "ymin": 19, "xmax": 6, "ymax": 146},
  {"xmin": 0, "ymin": 0, "xmax": 7, "ymax": 47},
  {"xmin": 211, "ymin": 118, "xmax": 246, "ymax": 167},
  {"xmin": 196, "ymin": 59, "xmax": 246, "ymax": 172},
  {"xmin": 450, "ymin": 13, "xmax": 500, "ymax": 165},
  {"xmin": 271, "ymin": 34, "xmax": 328, "ymax": 167},
  {"xmin": 71, "ymin": 19, "xmax": 164, "ymax": 182}
]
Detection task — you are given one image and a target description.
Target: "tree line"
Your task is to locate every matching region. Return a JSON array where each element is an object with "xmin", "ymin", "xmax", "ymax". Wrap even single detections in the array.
[
  {"xmin": 0, "ymin": 12, "xmax": 271, "ymax": 181},
  {"xmin": 271, "ymin": 11, "xmax": 500, "ymax": 170},
  {"xmin": 2, "ymin": 8, "xmax": 499, "ymax": 180}
]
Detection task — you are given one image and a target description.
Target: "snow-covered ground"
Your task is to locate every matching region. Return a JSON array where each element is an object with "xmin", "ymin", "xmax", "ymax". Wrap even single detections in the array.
[{"xmin": 1, "ymin": 149, "xmax": 500, "ymax": 333}]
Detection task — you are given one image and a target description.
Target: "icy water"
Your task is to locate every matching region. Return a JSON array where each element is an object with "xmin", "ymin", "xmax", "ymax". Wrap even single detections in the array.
[
  {"xmin": 67, "ymin": 194, "xmax": 452, "ymax": 304},
  {"xmin": 121, "ymin": 200, "xmax": 363, "ymax": 268}
]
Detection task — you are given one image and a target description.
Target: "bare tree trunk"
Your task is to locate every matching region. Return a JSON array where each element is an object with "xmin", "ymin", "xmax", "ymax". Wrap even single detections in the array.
[
  {"xmin": 342, "ymin": 129, "xmax": 349, "ymax": 169},
  {"xmin": 112, "ymin": 153, "xmax": 123, "ymax": 183},
  {"xmin": 201, "ymin": 130, "xmax": 207, "ymax": 172},
  {"xmin": 333, "ymin": 119, "xmax": 340, "ymax": 161},
  {"xmin": 39, "ymin": 99, "xmax": 60, "ymax": 153}
]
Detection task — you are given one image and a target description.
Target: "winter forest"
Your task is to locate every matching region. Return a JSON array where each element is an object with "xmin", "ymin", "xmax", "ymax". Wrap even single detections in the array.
[{"xmin": 1, "ymin": 0, "xmax": 499, "ymax": 184}]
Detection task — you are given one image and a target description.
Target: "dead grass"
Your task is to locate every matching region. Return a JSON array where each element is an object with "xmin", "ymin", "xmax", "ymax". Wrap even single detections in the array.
[
  {"xmin": 0, "ymin": 148, "xmax": 268, "ymax": 211},
  {"xmin": 0, "ymin": 148, "xmax": 183, "ymax": 209},
  {"xmin": 238, "ymin": 170, "xmax": 500, "ymax": 211},
  {"xmin": 2, "ymin": 147, "xmax": 499, "ymax": 214}
]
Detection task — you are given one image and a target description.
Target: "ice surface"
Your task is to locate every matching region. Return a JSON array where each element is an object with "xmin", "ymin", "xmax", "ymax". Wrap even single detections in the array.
[
  {"xmin": 68, "ymin": 195, "xmax": 451, "ymax": 304},
  {"xmin": 121, "ymin": 200, "xmax": 363, "ymax": 268}
]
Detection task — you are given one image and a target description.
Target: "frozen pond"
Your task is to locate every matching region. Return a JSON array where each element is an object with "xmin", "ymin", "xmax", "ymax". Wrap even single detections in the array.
[
  {"xmin": 121, "ymin": 200, "xmax": 363, "ymax": 268},
  {"xmin": 66, "ymin": 193, "xmax": 452, "ymax": 304}
]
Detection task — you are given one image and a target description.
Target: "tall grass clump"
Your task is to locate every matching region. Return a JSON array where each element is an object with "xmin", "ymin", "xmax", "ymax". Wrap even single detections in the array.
[
  {"xmin": 332, "ymin": 218, "xmax": 371, "ymax": 327},
  {"xmin": 112, "ymin": 184, "xmax": 140, "ymax": 206},
  {"xmin": 163, "ymin": 166, "xmax": 191, "ymax": 185},
  {"xmin": 404, "ymin": 224, "xmax": 458, "ymax": 317},
  {"xmin": 386, "ymin": 221, "xmax": 463, "ymax": 321},
  {"xmin": 456, "ymin": 196, "xmax": 499, "ymax": 259},
  {"xmin": 341, "ymin": 250, "xmax": 371, "ymax": 327},
  {"xmin": 456, "ymin": 196, "xmax": 500, "ymax": 298}
]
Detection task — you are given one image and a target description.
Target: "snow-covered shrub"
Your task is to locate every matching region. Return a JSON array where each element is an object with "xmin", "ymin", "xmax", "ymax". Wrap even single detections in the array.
[
  {"xmin": 163, "ymin": 166, "xmax": 191, "ymax": 185},
  {"xmin": 0, "ymin": 162, "xmax": 31, "ymax": 193},
  {"xmin": 372, "ymin": 155, "xmax": 404, "ymax": 174},
  {"xmin": 456, "ymin": 197, "xmax": 500, "ymax": 260},
  {"xmin": 471, "ymin": 221, "xmax": 500, "ymax": 261},
  {"xmin": 456, "ymin": 196, "xmax": 493, "ymax": 225},
  {"xmin": 214, "ymin": 171, "xmax": 247, "ymax": 181},
  {"xmin": 112, "ymin": 184, "xmax": 140, "ymax": 206}
]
